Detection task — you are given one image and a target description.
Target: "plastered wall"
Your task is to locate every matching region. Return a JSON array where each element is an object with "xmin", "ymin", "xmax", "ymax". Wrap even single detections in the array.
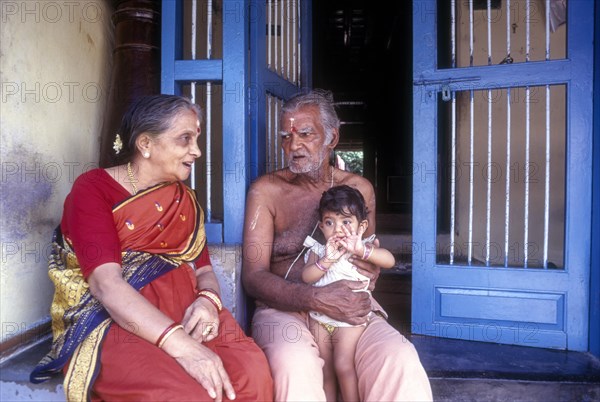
[
  {"xmin": 0, "ymin": 0, "xmax": 113, "ymax": 353},
  {"xmin": 208, "ymin": 245, "xmax": 246, "ymax": 324}
]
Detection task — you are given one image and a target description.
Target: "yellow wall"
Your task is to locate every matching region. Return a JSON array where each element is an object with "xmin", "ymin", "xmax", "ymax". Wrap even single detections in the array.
[{"xmin": 0, "ymin": 0, "xmax": 113, "ymax": 353}]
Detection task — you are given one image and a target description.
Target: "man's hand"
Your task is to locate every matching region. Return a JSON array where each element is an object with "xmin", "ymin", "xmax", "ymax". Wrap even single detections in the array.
[{"xmin": 312, "ymin": 280, "xmax": 372, "ymax": 325}]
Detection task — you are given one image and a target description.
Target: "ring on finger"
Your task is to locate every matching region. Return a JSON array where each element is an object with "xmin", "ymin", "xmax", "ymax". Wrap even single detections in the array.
[{"xmin": 202, "ymin": 325, "xmax": 214, "ymax": 336}]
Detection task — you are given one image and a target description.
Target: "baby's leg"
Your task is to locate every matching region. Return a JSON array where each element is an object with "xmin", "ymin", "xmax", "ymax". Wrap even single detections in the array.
[
  {"xmin": 332, "ymin": 325, "xmax": 365, "ymax": 402},
  {"xmin": 309, "ymin": 318, "xmax": 338, "ymax": 402}
]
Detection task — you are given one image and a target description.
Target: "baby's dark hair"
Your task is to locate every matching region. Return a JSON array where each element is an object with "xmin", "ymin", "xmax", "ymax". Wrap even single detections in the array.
[{"xmin": 319, "ymin": 185, "xmax": 369, "ymax": 221}]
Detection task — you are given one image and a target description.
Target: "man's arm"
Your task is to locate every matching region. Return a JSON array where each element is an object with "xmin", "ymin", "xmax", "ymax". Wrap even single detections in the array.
[{"xmin": 242, "ymin": 181, "xmax": 318, "ymax": 312}]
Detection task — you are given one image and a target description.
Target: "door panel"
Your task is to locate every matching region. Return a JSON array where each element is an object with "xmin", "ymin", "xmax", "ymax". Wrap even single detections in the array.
[{"xmin": 412, "ymin": 0, "xmax": 593, "ymax": 350}]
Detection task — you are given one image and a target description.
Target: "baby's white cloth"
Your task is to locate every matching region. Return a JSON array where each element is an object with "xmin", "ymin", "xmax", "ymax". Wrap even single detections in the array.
[{"xmin": 303, "ymin": 234, "xmax": 376, "ymax": 327}]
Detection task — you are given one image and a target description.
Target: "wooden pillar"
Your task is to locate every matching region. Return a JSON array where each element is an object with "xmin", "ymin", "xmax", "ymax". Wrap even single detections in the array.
[{"xmin": 99, "ymin": 0, "xmax": 161, "ymax": 168}]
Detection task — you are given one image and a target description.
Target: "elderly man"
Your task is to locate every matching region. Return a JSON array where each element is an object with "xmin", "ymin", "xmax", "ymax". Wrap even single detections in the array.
[{"xmin": 242, "ymin": 89, "xmax": 432, "ymax": 401}]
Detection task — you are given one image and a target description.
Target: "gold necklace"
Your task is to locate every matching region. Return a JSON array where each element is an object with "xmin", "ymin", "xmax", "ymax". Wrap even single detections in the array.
[{"xmin": 126, "ymin": 162, "xmax": 138, "ymax": 195}]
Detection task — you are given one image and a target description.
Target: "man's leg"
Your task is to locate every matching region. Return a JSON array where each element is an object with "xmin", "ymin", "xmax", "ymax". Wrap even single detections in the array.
[
  {"xmin": 355, "ymin": 315, "xmax": 433, "ymax": 401},
  {"xmin": 252, "ymin": 307, "xmax": 327, "ymax": 401}
]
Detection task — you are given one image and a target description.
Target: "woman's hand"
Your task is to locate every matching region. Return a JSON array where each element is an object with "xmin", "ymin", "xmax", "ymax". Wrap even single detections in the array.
[
  {"xmin": 162, "ymin": 330, "xmax": 236, "ymax": 401},
  {"xmin": 182, "ymin": 296, "xmax": 221, "ymax": 343},
  {"xmin": 188, "ymin": 266, "xmax": 223, "ymax": 342},
  {"xmin": 88, "ymin": 264, "xmax": 234, "ymax": 400}
]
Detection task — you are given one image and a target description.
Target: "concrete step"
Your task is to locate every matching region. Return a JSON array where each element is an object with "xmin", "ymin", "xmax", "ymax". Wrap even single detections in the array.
[
  {"xmin": 430, "ymin": 378, "xmax": 600, "ymax": 402},
  {"xmin": 413, "ymin": 335, "xmax": 600, "ymax": 402},
  {"xmin": 0, "ymin": 339, "xmax": 64, "ymax": 401}
]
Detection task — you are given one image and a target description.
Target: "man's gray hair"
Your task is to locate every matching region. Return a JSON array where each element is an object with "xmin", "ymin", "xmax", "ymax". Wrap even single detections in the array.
[{"xmin": 281, "ymin": 89, "xmax": 340, "ymax": 144}]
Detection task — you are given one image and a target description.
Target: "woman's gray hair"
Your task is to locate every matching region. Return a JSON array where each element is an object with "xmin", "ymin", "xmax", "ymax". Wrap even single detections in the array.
[
  {"xmin": 280, "ymin": 89, "xmax": 340, "ymax": 144},
  {"xmin": 119, "ymin": 94, "xmax": 203, "ymax": 156}
]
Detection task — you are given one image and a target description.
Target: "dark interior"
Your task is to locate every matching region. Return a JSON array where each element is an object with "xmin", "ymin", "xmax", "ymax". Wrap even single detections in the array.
[
  {"xmin": 312, "ymin": 1, "xmax": 414, "ymax": 327},
  {"xmin": 313, "ymin": 0, "xmax": 413, "ymax": 219}
]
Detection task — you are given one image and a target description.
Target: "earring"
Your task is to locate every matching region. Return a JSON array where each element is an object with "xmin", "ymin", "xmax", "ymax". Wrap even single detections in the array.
[
  {"xmin": 112, "ymin": 134, "xmax": 123, "ymax": 155},
  {"xmin": 143, "ymin": 152, "xmax": 150, "ymax": 159}
]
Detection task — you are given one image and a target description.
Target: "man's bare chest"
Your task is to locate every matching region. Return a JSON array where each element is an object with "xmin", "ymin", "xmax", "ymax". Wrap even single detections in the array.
[{"xmin": 271, "ymin": 204, "xmax": 320, "ymax": 259}]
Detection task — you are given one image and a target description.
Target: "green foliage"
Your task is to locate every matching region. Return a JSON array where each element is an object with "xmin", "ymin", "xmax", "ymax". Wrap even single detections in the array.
[{"xmin": 337, "ymin": 151, "xmax": 364, "ymax": 175}]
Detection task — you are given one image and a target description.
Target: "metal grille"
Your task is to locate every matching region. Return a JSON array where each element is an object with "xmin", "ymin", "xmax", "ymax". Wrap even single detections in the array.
[
  {"xmin": 264, "ymin": 0, "xmax": 303, "ymax": 171},
  {"xmin": 266, "ymin": 94, "xmax": 285, "ymax": 171},
  {"xmin": 444, "ymin": 0, "xmax": 566, "ymax": 68},
  {"xmin": 437, "ymin": 85, "xmax": 566, "ymax": 268},
  {"xmin": 436, "ymin": 0, "xmax": 568, "ymax": 268},
  {"xmin": 267, "ymin": 0, "xmax": 302, "ymax": 84},
  {"xmin": 181, "ymin": 0, "xmax": 224, "ymax": 222}
]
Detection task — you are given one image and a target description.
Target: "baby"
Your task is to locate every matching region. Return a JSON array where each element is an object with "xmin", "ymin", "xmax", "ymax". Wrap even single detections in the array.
[{"xmin": 302, "ymin": 184, "xmax": 395, "ymax": 401}]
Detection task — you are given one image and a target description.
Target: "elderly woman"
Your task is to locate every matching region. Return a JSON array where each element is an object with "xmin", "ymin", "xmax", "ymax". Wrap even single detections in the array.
[{"xmin": 31, "ymin": 95, "xmax": 273, "ymax": 401}]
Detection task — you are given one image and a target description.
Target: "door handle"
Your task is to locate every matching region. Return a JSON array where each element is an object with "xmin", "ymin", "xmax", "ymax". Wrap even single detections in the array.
[
  {"xmin": 413, "ymin": 76, "xmax": 481, "ymax": 86},
  {"xmin": 413, "ymin": 76, "xmax": 481, "ymax": 102}
]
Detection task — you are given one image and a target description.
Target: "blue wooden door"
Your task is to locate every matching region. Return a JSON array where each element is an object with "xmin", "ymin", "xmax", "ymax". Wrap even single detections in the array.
[
  {"xmin": 412, "ymin": 0, "xmax": 593, "ymax": 350},
  {"xmin": 162, "ymin": 0, "xmax": 249, "ymax": 243},
  {"xmin": 161, "ymin": 0, "xmax": 312, "ymax": 241}
]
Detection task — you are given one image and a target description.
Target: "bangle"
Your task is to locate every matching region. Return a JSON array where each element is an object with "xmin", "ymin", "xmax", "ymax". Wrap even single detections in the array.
[
  {"xmin": 156, "ymin": 323, "xmax": 184, "ymax": 349},
  {"xmin": 362, "ymin": 244, "xmax": 373, "ymax": 261},
  {"xmin": 197, "ymin": 289, "xmax": 223, "ymax": 312},
  {"xmin": 315, "ymin": 259, "xmax": 329, "ymax": 272}
]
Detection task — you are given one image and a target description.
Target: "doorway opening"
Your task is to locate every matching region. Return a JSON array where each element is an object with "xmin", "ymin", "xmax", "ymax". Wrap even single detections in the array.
[{"xmin": 312, "ymin": 1, "xmax": 414, "ymax": 328}]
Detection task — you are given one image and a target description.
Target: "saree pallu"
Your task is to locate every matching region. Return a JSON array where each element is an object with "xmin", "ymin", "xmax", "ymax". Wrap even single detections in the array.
[{"xmin": 31, "ymin": 182, "xmax": 206, "ymax": 400}]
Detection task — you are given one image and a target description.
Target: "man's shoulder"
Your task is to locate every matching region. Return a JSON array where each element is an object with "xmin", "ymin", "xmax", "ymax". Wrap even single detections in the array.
[
  {"xmin": 250, "ymin": 168, "xmax": 290, "ymax": 188},
  {"xmin": 247, "ymin": 168, "xmax": 290, "ymax": 199},
  {"xmin": 337, "ymin": 170, "xmax": 374, "ymax": 193}
]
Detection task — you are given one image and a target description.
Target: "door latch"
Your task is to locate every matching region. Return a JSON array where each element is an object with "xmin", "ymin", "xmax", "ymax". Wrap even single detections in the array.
[{"xmin": 441, "ymin": 85, "xmax": 452, "ymax": 102}]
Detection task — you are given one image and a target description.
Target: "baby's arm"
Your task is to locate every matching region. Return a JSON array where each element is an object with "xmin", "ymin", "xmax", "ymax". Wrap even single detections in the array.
[
  {"xmin": 362, "ymin": 244, "xmax": 396, "ymax": 269},
  {"xmin": 302, "ymin": 251, "xmax": 328, "ymax": 284},
  {"xmin": 339, "ymin": 225, "xmax": 396, "ymax": 269}
]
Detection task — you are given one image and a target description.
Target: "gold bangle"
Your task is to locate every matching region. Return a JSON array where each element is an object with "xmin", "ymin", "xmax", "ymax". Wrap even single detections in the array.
[
  {"xmin": 157, "ymin": 324, "xmax": 184, "ymax": 349},
  {"xmin": 197, "ymin": 290, "xmax": 223, "ymax": 312}
]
